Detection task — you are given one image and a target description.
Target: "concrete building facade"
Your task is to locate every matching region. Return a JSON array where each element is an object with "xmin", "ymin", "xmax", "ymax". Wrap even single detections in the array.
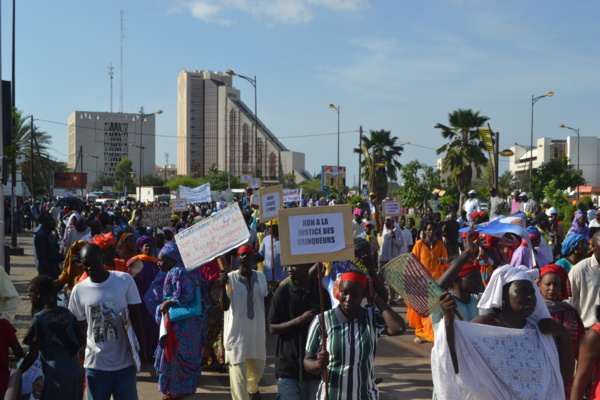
[
  {"xmin": 507, "ymin": 135, "xmax": 600, "ymax": 187},
  {"xmin": 67, "ymin": 111, "xmax": 157, "ymax": 186},
  {"xmin": 177, "ymin": 70, "xmax": 310, "ymax": 184}
]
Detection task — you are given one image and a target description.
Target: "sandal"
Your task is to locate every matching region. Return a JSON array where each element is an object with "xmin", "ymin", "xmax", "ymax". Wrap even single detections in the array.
[{"xmin": 413, "ymin": 336, "xmax": 425, "ymax": 344}]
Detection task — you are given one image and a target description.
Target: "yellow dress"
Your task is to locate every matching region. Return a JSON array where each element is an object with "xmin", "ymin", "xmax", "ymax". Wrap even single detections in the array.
[{"xmin": 406, "ymin": 239, "xmax": 448, "ymax": 342}]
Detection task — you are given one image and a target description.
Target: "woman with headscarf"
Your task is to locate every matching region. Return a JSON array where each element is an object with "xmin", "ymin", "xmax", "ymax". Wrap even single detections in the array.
[
  {"xmin": 408, "ymin": 221, "xmax": 448, "ymax": 344},
  {"xmin": 127, "ymin": 235, "xmax": 160, "ymax": 360},
  {"xmin": 117, "ymin": 232, "xmax": 138, "ymax": 263},
  {"xmin": 567, "ymin": 212, "xmax": 591, "ymax": 242},
  {"xmin": 538, "ymin": 264, "xmax": 585, "ymax": 398},
  {"xmin": 198, "ymin": 257, "xmax": 226, "ymax": 371},
  {"xmin": 555, "ymin": 233, "xmax": 589, "ymax": 274},
  {"xmin": 54, "ymin": 240, "xmax": 89, "ymax": 299},
  {"xmin": 153, "ymin": 242, "xmax": 204, "ymax": 400},
  {"xmin": 510, "ymin": 226, "xmax": 550, "ymax": 269},
  {"xmin": 433, "ymin": 265, "xmax": 575, "ymax": 399}
]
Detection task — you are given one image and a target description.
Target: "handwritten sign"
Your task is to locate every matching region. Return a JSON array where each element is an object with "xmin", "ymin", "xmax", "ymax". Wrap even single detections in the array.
[
  {"xmin": 172, "ymin": 198, "xmax": 188, "ymax": 212},
  {"xmin": 241, "ymin": 175, "xmax": 251, "ymax": 183},
  {"xmin": 283, "ymin": 188, "xmax": 303, "ymax": 203},
  {"xmin": 249, "ymin": 178, "xmax": 261, "ymax": 189},
  {"xmin": 278, "ymin": 205, "xmax": 354, "ymax": 265},
  {"xmin": 260, "ymin": 185, "xmax": 283, "ymax": 222},
  {"xmin": 179, "ymin": 183, "xmax": 212, "ymax": 204},
  {"xmin": 176, "ymin": 202, "xmax": 250, "ymax": 271},
  {"xmin": 382, "ymin": 200, "xmax": 402, "ymax": 216},
  {"xmin": 139, "ymin": 206, "xmax": 172, "ymax": 228}
]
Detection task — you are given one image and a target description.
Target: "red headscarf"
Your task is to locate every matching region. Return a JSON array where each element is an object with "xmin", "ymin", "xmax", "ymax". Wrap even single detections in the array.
[
  {"xmin": 471, "ymin": 211, "xmax": 485, "ymax": 221},
  {"xmin": 237, "ymin": 245, "xmax": 255, "ymax": 255},
  {"xmin": 540, "ymin": 264, "xmax": 571, "ymax": 300},
  {"xmin": 91, "ymin": 232, "xmax": 116, "ymax": 249},
  {"xmin": 458, "ymin": 261, "xmax": 480, "ymax": 277},
  {"xmin": 340, "ymin": 272, "xmax": 368, "ymax": 288}
]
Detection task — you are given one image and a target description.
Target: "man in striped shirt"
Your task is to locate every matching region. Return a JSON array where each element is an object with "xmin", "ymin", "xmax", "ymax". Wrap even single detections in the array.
[{"xmin": 304, "ymin": 272, "xmax": 406, "ymax": 400}]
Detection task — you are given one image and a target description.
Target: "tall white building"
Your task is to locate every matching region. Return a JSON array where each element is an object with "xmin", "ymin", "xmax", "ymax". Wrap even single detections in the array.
[
  {"xmin": 507, "ymin": 135, "xmax": 600, "ymax": 187},
  {"xmin": 67, "ymin": 111, "xmax": 157, "ymax": 185},
  {"xmin": 177, "ymin": 70, "xmax": 310, "ymax": 183}
]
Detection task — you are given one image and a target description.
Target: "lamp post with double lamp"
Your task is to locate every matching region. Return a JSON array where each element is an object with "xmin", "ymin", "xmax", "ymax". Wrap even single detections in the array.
[
  {"xmin": 529, "ymin": 92, "xmax": 554, "ymax": 191},
  {"xmin": 226, "ymin": 70, "xmax": 257, "ymax": 177},
  {"xmin": 135, "ymin": 108, "xmax": 162, "ymax": 192},
  {"xmin": 328, "ymin": 104, "xmax": 341, "ymax": 193},
  {"xmin": 85, "ymin": 154, "xmax": 99, "ymax": 183},
  {"xmin": 559, "ymin": 124, "xmax": 581, "ymax": 199}
]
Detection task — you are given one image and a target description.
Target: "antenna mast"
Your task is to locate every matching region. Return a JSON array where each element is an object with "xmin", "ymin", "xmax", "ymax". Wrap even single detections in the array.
[
  {"xmin": 119, "ymin": 9, "xmax": 125, "ymax": 113},
  {"xmin": 109, "ymin": 63, "xmax": 114, "ymax": 112}
]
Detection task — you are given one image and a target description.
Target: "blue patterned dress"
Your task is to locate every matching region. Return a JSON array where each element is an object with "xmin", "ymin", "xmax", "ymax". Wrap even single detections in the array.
[{"xmin": 153, "ymin": 266, "xmax": 204, "ymax": 397}]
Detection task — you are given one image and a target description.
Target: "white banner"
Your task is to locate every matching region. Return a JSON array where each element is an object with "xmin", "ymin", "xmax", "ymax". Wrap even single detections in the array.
[
  {"xmin": 179, "ymin": 183, "xmax": 212, "ymax": 204},
  {"xmin": 176, "ymin": 202, "xmax": 250, "ymax": 271},
  {"xmin": 288, "ymin": 212, "xmax": 345, "ymax": 255},
  {"xmin": 283, "ymin": 188, "xmax": 303, "ymax": 203}
]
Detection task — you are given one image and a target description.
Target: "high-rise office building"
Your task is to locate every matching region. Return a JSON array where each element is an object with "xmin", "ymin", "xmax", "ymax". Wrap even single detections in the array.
[
  {"xmin": 177, "ymin": 70, "xmax": 310, "ymax": 183},
  {"xmin": 67, "ymin": 111, "xmax": 156, "ymax": 186}
]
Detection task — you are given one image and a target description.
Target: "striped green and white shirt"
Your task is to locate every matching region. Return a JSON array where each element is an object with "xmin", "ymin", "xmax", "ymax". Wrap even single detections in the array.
[{"xmin": 306, "ymin": 306, "xmax": 386, "ymax": 400}]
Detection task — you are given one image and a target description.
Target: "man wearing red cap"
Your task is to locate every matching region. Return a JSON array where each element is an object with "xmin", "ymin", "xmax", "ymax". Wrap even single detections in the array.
[{"xmin": 220, "ymin": 245, "xmax": 268, "ymax": 400}]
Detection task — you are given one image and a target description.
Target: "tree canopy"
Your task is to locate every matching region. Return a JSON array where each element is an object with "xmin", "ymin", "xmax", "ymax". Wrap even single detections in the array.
[{"xmin": 391, "ymin": 160, "xmax": 441, "ymax": 209}]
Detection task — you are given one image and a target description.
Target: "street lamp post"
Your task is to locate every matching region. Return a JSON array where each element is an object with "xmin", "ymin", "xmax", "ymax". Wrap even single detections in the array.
[
  {"xmin": 226, "ymin": 70, "xmax": 257, "ymax": 178},
  {"xmin": 529, "ymin": 91, "xmax": 554, "ymax": 191},
  {"xmin": 559, "ymin": 124, "xmax": 581, "ymax": 199},
  {"xmin": 136, "ymin": 107, "xmax": 162, "ymax": 192},
  {"xmin": 328, "ymin": 104, "xmax": 340, "ymax": 192}
]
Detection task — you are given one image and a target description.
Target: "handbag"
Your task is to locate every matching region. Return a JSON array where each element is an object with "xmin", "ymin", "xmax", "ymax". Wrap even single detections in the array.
[{"xmin": 168, "ymin": 287, "xmax": 202, "ymax": 322}]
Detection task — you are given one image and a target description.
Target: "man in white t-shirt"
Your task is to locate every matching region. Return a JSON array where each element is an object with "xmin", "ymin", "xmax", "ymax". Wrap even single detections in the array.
[
  {"xmin": 398, "ymin": 215, "xmax": 414, "ymax": 254},
  {"xmin": 69, "ymin": 243, "xmax": 145, "ymax": 400},
  {"xmin": 220, "ymin": 245, "xmax": 268, "ymax": 400},
  {"xmin": 463, "ymin": 190, "xmax": 481, "ymax": 223}
]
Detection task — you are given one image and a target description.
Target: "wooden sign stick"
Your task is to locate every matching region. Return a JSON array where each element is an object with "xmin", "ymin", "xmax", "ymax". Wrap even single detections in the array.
[{"xmin": 316, "ymin": 262, "xmax": 329, "ymax": 400}]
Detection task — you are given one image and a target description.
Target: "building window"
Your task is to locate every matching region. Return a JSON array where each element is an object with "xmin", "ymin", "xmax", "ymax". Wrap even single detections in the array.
[
  {"xmin": 229, "ymin": 109, "xmax": 237, "ymax": 176},
  {"xmin": 269, "ymin": 152, "xmax": 277, "ymax": 180},
  {"xmin": 242, "ymin": 124, "xmax": 250, "ymax": 173}
]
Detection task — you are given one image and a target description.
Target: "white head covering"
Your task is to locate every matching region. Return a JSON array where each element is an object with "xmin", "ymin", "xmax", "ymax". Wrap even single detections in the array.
[{"xmin": 478, "ymin": 264, "xmax": 550, "ymax": 321}]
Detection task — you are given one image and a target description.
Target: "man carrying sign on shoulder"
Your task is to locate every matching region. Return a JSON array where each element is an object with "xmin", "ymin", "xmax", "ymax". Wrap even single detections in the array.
[{"xmin": 255, "ymin": 220, "xmax": 287, "ymax": 290}]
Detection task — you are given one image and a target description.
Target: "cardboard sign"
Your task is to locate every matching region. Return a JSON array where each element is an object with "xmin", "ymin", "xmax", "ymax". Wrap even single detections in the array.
[
  {"xmin": 249, "ymin": 178, "xmax": 261, "ymax": 189},
  {"xmin": 278, "ymin": 205, "xmax": 354, "ymax": 265},
  {"xmin": 139, "ymin": 206, "xmax": 173, "ymax": 228},
  {"xmin": 382, "ymin": 200, "xmax": 402, "ymax": 216},
  {"xmin": 241, "ymin": 175, "xmax": 251, "ymax": 183},
  {"xmin": 283, "ymin": 188, "xmax": 303, "ymax": 203},
  {"xmin": 172, "ymin": 198, "xmax": 188, "ymax": 212},
  {"xmin": 179, "ymin": 183, "xmax": 212, "ymax": 204},
  {"xmin": 259, "ymin": 185, "xmax": 283, "ymax": 222},
  {"xmin": 176, "ymin": 202, "xmax": 250, "ymax": 271}
]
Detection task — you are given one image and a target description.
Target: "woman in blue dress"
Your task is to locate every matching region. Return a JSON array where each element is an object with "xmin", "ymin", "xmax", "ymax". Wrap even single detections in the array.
[{"xmin": 153, "ymin": 242, "xmax": 204, "ymax": 400}]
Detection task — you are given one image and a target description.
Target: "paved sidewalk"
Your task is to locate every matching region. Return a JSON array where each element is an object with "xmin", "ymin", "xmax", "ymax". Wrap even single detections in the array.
[{"xmin": 7, "ymin": 232, "xmax": 434, "ymax": 400}]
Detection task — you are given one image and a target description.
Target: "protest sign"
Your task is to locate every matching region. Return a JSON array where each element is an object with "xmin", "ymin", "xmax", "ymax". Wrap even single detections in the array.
[
  {"xmin": 241, "ymin": 175, "xmax": 251, "ymax": 183},
  {"xmin": 283, "ymin": 188, "xmax": 302, "ymax": 203},
  {"xmin": 249, "ymin": 178, "xmax": 261, "ymax": 189},
  {"xmin": 176, "ymin": 202, "xmax": 250, "ymax": 271},
  {"xmin": 260, "ymin": 185, "xmax": 283, "ymax": 222},
  {"xmin": 179, "ymin": 183, "xmax": 212, "ymax": 204},
  {"xmin": 139, "ymin": 206, "xmax": 173, "ymax": 228},
  {"xmin": 172, "ymin": 198, "xmax": 188, "ymax": 212},
  {"xmin": 250, "ymin": 191, "xmax": 259, "ymax": 206},
  {"xmin": 278, "ymin": 205, "xmax": 354, "ymax": 265},
  {"xmin": 382, "ymin": 200, "xmax": 402, "ymax": 216}
]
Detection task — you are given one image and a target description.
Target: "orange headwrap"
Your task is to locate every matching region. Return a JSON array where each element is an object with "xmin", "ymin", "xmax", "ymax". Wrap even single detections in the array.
[{"xmin": 91, "ymin": 232, "xmax": 116, "ymax": 249}]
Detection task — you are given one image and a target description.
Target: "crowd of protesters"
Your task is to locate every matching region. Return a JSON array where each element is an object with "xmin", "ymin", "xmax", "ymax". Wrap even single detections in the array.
[{"xmin": 1, "ymin": 187, "xmax": 600, "ymax": 399}]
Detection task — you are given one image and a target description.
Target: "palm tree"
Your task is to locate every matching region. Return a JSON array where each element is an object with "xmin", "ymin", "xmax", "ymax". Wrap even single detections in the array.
[
  {"xmin": 353, "ymin": 129, "xmax": 403, "ymax": 203},
  {"xmin": 9, "ymin": 108, "xmax": 57, "ymax": 196},
  {"xmin": 435, "ymin": 109, "xmax": 490, "ymax": 209}
]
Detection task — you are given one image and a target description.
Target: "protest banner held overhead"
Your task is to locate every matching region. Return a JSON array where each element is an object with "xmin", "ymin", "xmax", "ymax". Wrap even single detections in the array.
[
  {"xmin": 138, "ymin": 206, "xmax": 173, "ymax": 228},
  {"xmin": 249, "ymin": 178, "xmax": 261, "ymax": 189},
  {"xmin": 172, "ymin": 198, "xmax": 188, "ymax": 212},
  {"xmin": 259, "ymin": 185, "xmax": 283, "ymax": 222},
  {"xmin": 283, "ymin": 188, "xmax": 303, "ymax": 203},
  {"xmin": 241, "ymin": 175, "xmax": 251, "ymax": 183},
  {"xmin": 179, "ymin": 183, "xmax": 212, "ymax": 204},
  {"xmin": 278, "ymin": 205, "xmax": 354, "ymax": 265},
  {"xmin": 176, "ymin": 202, "xmax": 250, "ymax": 271},
  {"xmin": 382, "ymin": 200, "xmax": 402, "ymax": 216}
]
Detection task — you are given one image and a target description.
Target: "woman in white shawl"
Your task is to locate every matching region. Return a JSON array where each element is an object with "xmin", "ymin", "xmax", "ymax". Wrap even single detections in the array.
[{"xmin": 432, "ymin": 265, "xmax": 575, "ymax": 400}]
